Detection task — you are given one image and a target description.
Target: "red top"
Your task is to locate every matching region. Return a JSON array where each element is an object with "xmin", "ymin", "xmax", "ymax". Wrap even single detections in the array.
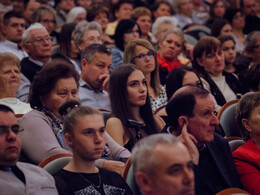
[
  {"xmin": 233, "ymin": 140, "xmax": 260, "ymax": 194},
  {"xmin": 157, "ymin": 52, "xmax": 182, "ymax": 73}
]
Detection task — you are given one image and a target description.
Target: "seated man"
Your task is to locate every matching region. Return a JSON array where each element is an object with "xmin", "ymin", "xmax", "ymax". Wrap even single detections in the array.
[
  {"xmin": 165, "ymin": 85, "xmax": 242, "ymax": 194},
  {"xmin": 0, "ymin": 105, "xmax": 58, "ymax": 194},
  {"xmin": 79, "ymin": 44, "xmax": 112, "ymax": 110},
  {"xmin": 132, "ymin": 134, "xmax": 195, "ymax": 195}
]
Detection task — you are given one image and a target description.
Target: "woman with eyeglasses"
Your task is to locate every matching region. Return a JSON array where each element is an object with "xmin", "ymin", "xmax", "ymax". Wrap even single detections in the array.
[
  {"xmin": 105, "ymin": 64, "xmax": 165, "ymax": 151},
  {"xmin": 157, "ymin": 28, "xmax": 186, "ymax": 85},
  {"xmin": 110, "ymin": 19, "xmax": 141, "ymax": 72},
  {"xmin": 124, "ymin": 39, "xmax": 167, "ymax": 111}
]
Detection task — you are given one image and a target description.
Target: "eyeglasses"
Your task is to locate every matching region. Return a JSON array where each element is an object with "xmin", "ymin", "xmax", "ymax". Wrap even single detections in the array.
[
  {"xmin": 0, "ymin": 125, "xmax": 24, "ymax": 135},
  {"xmin": 41, "ymin": 19, "xmax": 56, "ymax": 24},
  {"xmin": 134, "ymin": 51, "xmax": 154, "ymax": 60},
  {"xmin": 29, "ymin": 36, "xmax": 53, "ymax": 44}
]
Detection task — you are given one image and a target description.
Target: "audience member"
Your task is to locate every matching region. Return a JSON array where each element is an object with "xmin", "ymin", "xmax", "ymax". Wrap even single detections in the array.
[
  {"xmin": 224, "ymin": 8, "xmax": 246, "ymax": 53},
  {"xmin": 21, "ymin": 23, "xmax": 52, "ymax": 83},
  {"xmin": 166, "ymin": 65, "xmax": 202, "ymax": 100},
  {"xmin": 76, "ymin": 0, "xmax": 92, "ymax": 10},
  {"xmin": 241, "ymin": 0, "xmax": 260, "ymax": 34},
  {"xmin": 53, "ymin": 105, "xmax": 132, "ymax": 194},
  {"xmin": 0, "ymin": 53, "xmax": 31, "ymax": 114},
  {"xmin": 211, "ymin": 19, "xmax": 233, "ymax": 37},
  {"xmin": 132, "ymin": 134, "xmax": 195, "ymax": 195},
  {"xmin": 246, "ymin": 64, "xmax": 260, "ymax": 91},
  {"xmin": 79, "ymin": 44, "xmax": 112, "ymax": 110},
  {"xmin": 131, "ymin": 7, "xmax": 152, "ymax": 41},
  {"xmin": 105, "ymin": 0, "xmax": 134, "ymax": 36},
  {"xmin": 244, "ymin": 31, "xmax": 260, "ymax": 67},
  {"xmin": 0, "ymin": 104, "xmax": 58, "ymax": 194},
  {"xmin": 172, "ymin": 0, "xmax": 202, "ymax": 29},
  {"xmin": 55, "ymin": 0, "xmax": 75, "ymax": 27},
  {"xmin": 66, "ymin": 6, "xmax": 86, "ymax": 24},
  {"xmin": 52, "ymin": 23, "xmax": 81, "ymax": 74},
  {"xmin": 11, "ymin": 0, "xmax": 24, "ymax": 13},
  {"xmin": 23, "ymin": 0, "xmax": 41, "ymax": 27},
  {"xmin": 110, "ymin": 19, "xmax": 141, "ymax": 72},
  {"xmin": 165, "ymin": 85, "xmax": 242, "ymax": 194},
  {"xmin": 192, "ymin": 36, "xmax": 244, "ymax": 110},
  {"xmin": 205, "ymin": 0, "xmax": 227, "ymax": 28},
  {"xmin": 124, "ymin": 39, "xmax": 167, "ymax": 111},
  {"xmin": 192, "ymin": 0, "xmax": 210, "ymax": 23},
  {"xmin": 0, "ymin": 11, "xmax": 27, "ymax": 60},
  {"xmin": 106, "ymin": 64, "xmax": 165, "ymax": 151},
  {"xmin": 151, "ymin": 16, "xmax": 178, "ymax": 45},
  {"xmin": 73, "ymin": 21, "xmax": 103, "ymax": 53},
  {"xmin": 157, "ymin": 28, "xmax": 185, "ymax": 85},
  {"xmin": 19, "ymin": 60, "xmax": 78, "ymax": 164},
  {"xmin": 150, "ymin": 1, "xmax": 172, "ymax": 21},
  {"xmin": 233, "ymin": 92, "xmax": 260, "ymax": 194},
  {"xmin": 31, "ymin": 5, "xmax": 59, "ymax": 45},
  {"xmin": 87, "ymin": 3, "xmax": 114, "ymax": 45}
]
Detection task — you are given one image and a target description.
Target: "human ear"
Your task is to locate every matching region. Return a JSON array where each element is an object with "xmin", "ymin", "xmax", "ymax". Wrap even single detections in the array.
[
  {"xmin": 178, "ymin": 116, "xmax": 188, "ymax": 129},
  {"xmin": 135, "ymin": 172, "xmax": 153, "ymax": 194},
  {"xmin": 196, "ymin": 57, "xmax": 204, "ymax": 67},
  {"xmin": 241, "ymin": 118, "xmax": 252, "ymax": 133},
  {"xmin": 64, "ymin": 133, "xmax": 73, "ymax": 147}
]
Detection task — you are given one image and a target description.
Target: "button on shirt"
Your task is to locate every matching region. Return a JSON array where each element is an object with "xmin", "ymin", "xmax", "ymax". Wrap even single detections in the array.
[
  {"xmin": 0, "ymin": 40, "xmax": 28, "ymax": 60},
  {"xmin": 78, "ymin": 78, "xmax": 111, "ymax": 111}
]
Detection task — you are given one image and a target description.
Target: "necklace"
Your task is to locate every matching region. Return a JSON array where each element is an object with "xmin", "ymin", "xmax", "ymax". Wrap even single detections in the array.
[{"xmin": 77, "ymin": 170, "xmax": 102, "ymax": 189}]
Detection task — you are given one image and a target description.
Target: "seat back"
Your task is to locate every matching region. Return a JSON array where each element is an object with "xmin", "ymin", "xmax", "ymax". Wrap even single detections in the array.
[
  {"xmin": 217, "ymin": 100, "xmax": 239, "ymax": 137},
  {"xmin": 126, "ymin": 165, "xmax": 140, "ymax": 195},
  {"xmin": 216, "ymin": 188, "xmax": 250, "ymax": 195},
  {"xmin": 229, "ymin": 139, "xmax": 246, "ymax": 152},
  {"xmin": 38, "ymin": 153, "xmax": 72, "ymax": 175}
]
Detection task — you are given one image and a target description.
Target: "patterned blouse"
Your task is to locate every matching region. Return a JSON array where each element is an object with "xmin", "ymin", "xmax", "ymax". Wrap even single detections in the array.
[{"xmin": 150, "ymin": 85, "xmax": 167, "ymax": 111}]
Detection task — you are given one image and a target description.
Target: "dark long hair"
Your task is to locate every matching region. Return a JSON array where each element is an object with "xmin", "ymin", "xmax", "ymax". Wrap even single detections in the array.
[
  {"xmin": 59, "ymin": 23, "xmax": 76, "ymax": 58},
  {"xmin": 109, "ymin": 64, "xmax": 159, "ymax": 141}
]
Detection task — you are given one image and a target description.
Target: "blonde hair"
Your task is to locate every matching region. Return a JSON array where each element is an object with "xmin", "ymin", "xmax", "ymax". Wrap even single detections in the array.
[{"xmin": 0, "ymin": 52, "xmax": 20, "ymax": 70}]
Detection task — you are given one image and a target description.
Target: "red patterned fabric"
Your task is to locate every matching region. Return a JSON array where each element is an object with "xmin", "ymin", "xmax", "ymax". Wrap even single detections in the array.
[{"xmin": 157, "ymin": 52, "xmax": 182, "ymax": 73}]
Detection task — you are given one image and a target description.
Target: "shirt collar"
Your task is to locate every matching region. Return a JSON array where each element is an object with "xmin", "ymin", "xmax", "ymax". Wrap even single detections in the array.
[{"xmin": 80, "ymin": 78, "xmax": 103, "ymax": 93}]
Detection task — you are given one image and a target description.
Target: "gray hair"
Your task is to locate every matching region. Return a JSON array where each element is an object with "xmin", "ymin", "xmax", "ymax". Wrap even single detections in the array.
[
  {"xmin": 236, "ymin": 92, "xmax": 260, "ymax": 141},
  {"xmin": 160, "ymin": 27, "xmax": 185, "ymax": 47},
  {"xmin": 66, "ymin": 6, "xmax": 87, "ymax": 23},
  {"xmin": 152, "ymin": 16, "xmax": 178, "ymax": 37},
  {"xmin": 73, "ymin": 21, "xmax": 103, "ymax": 46},
  {"xmin": 245, "ymin": 31, "xmax": 260, "ymax": 54},
  {"xmin": 131, "ymin": 134, "xmax": 178, "ymax": 175},
  {"xmin": 21, "ymin": 23, "xmax": 47, "ymax": 44},
  {"xmin": 81, "ymin": 43, "xmax": 112, "ymax": 63}
]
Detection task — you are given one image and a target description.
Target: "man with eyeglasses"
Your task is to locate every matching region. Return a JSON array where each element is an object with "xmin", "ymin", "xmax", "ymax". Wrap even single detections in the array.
[
  {"xmin": 0, "ymin": 104, "xmax": 58, "ymax": 194},
  {"xmin": 0, "ymin": 11, "xmax": 28, "ymax": 60}
]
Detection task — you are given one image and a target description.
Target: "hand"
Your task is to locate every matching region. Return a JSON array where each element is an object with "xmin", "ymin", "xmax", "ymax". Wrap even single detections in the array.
[
  {"xmin": 103, "ymin": 160, "xmax": 125, "ymax": 175},
  {"xmin": 178, "ymin": 123, "xmax": 199, "ymax": 165},
  {"xmin": 98, "ymin": 74, "xmax": 110, "ymax": 92}
]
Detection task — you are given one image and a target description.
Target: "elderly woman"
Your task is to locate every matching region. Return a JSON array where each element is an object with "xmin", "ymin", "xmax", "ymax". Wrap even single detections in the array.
[
  {"xmin": 31, "ymin": 4, "xmax": 59, "ymax": 45},
  {"xmin": 66, "ymin": 6, "xmax": 86, "ymax": 24},
  {"xmin": 0, "ymin": 53, "xmax": 31, "ymax": 114},
  {"xmin": 172, "ymin": 0, "xmax": 202, "ymax": 29},
  {"xmin": 87, "ymin": 3, "xmax": 114, "ymax": 45},
  {"xmin": 233, "ymin": 92, "xmax": 260, "ymax": 194},
  {"xmin": 124, "ymin": 39, "xmax": 167, "ymax": 111},
  {"xmin": 73, "ymin": 21, "xmax": 103, "ymax": 53},
  {"xmin": 192, "ymin": 36, "xmax": 245, "ymax": 110},
  {"xmin": 19, "ymin": 60, "xmax": 130, "ymax": 174},
  {"xmin": 157, "ymin": 28, "xmax": 186, "ymax": 85},
  {"xmin": 110, "ymin": 19, "xmax": 141, "ymax": 72}
]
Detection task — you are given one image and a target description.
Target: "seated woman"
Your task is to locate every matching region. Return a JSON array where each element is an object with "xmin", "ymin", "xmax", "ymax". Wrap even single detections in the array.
[
  {"xmin": 19, "ymin": 60, "xmax": 130, "ymax": 174},
  {"xmin": 0, "ymin": 53, "xmax": 32, "ymax": 114},
  {"xmin": 211, "ymin": 19, "xmax": 233, "ymax": 37},
  {"xmin": 157, "ymin": 28, "xmax": 186, "ymax": 85},
  {"xmin": 233, "ymin": 92, "xmax": 260, "ymax": 194},
  {"xmin": 110, "ymin": 19, "xmax": 141, "ymax": 72},
  {"xmin": 52, "ymin": 23, "xmax": 81, "ymax": 74},
  {"xmin": 124, "ymin": 39, "xmax": 167, "ymax": 111},
  {"xmin": 66, "ymin": 6, "xmax": 86, "ymax": 25},
  {"xmin": 54, "ymin": 105, "xmax": 132, "ymax": 194},
  {"xmin": 106, "ymin": 64, "xmax": 165, "ymax": 151},
  {"xmin": 192, "ymin": 36, "xmax": 245, "ymax": 111}
]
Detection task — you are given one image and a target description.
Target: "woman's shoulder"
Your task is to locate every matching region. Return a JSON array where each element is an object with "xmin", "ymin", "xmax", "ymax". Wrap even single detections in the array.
[{"xmin": 106, "ymin": 117, "xmax": 123, "ymax": 125}]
